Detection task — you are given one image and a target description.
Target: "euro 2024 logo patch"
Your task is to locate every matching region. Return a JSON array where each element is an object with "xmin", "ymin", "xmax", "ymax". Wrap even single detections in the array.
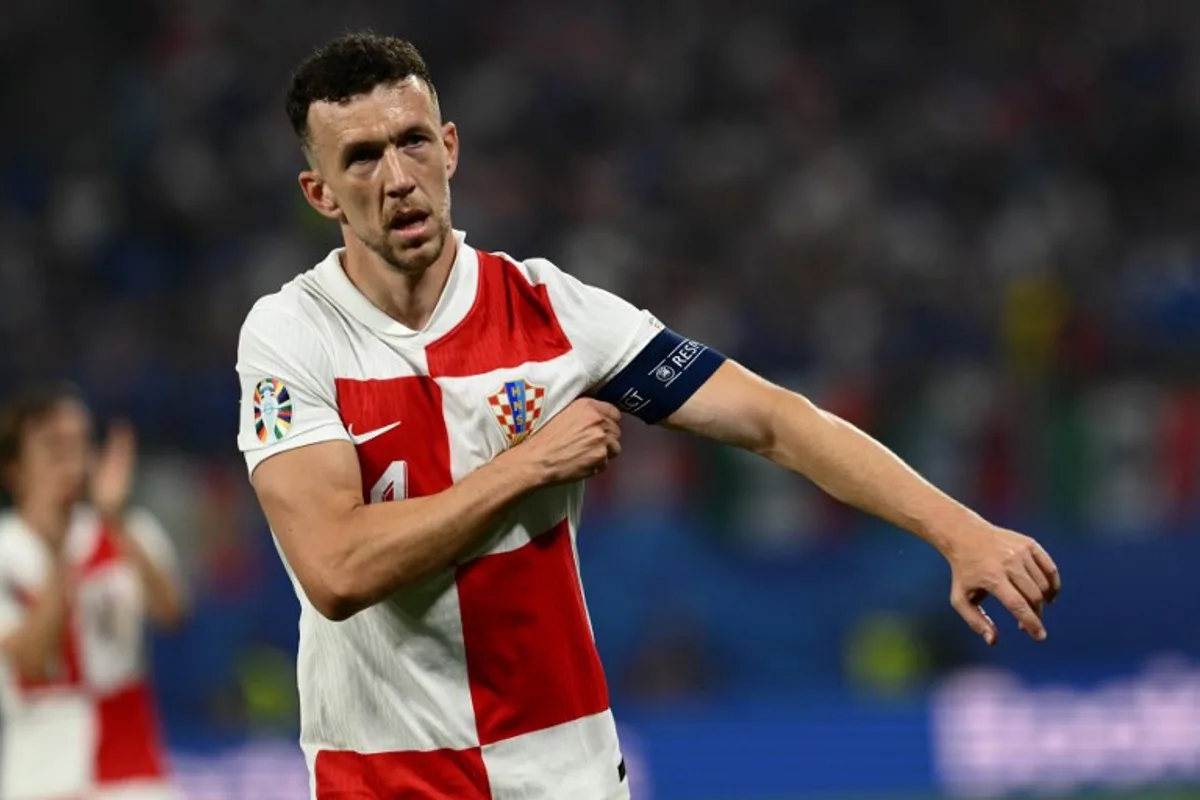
[
  {"xmin": 487, "ymin": 379, "xmax": 546, "ymax": 446},
  {"xmin": 254, "ymin": 378, "xmax": 293, "ymax": 443}
]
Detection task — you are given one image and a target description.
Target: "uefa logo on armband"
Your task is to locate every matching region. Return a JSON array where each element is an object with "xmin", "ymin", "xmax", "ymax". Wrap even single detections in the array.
[
  {"xmin": 253, "ymin": 378, "xmax": 293, "ymax": 443},
  {"xmin": 487, "ymin": 379, "xmax": 546, "ymax": 446}
]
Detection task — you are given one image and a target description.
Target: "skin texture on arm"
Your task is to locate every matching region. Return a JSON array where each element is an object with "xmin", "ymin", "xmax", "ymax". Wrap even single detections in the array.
[
  {"xmin": 663, "ymin": 361, "xmax": 1061, "ymax": 646},
  {"xmin": 105, "ymin": 515, "xmax": 187, "ymax": 630},
  {"xmin": 250, "ymin": 399, "xmax": 621, "ymax": 621}
]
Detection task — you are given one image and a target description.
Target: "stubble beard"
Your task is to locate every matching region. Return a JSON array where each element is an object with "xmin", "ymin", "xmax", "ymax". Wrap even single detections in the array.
[{"xmin": 374, "ymin": 208, "xmax": 451, "ymax": 275}]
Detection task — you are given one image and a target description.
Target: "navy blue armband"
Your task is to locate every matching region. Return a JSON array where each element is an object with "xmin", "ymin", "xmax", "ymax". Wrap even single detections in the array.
[{"xmin": 595, "ymin": 328, "xmax": 726, "ymax": 424}]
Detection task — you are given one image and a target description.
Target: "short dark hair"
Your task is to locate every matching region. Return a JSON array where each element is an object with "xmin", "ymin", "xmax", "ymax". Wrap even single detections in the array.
[
  {"xmin": 0, "ymin": 382, "xmax": 86, "ymax": 498},
  {"xmin": 286, "ymin": 31, "xmax": 437, "ymax": 151}
]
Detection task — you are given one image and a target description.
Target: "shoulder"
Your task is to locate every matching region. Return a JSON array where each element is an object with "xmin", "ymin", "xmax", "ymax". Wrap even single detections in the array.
[
  {"xmin": 482, "ymin": 249, "xmax": 564, "ymax": 287},
  {"xmin": 237, "ymin": 263, "xmax": 343, "ymax": 373},
  {"xmin": 241, "ymin": 278, "xmax": 329, "ymax": 339},
  {"xmin": 239, "ymin": 250, "xmax": 348, "ymax": 341}
]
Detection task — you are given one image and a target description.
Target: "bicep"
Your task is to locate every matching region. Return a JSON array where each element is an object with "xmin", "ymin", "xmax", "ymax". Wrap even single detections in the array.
[
  {"xmin": 250, "ymin": 440, "xmax": 365, "ymax": 590},
  {"xmin": 661, "ymin": 360, "xmax": 787, "ymax": 452}
]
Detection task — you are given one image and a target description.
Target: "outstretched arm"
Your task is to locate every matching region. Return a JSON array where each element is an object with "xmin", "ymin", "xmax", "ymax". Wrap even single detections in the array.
[{"xmin": 662, "ymin": 360, "xmax": 1061, "ymax": 646}]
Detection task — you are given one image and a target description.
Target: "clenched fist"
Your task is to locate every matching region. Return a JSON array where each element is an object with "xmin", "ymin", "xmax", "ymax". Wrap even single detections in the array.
[{"xmin": 516, "ymin": 399, "xmax": 622, "ymax": 485}]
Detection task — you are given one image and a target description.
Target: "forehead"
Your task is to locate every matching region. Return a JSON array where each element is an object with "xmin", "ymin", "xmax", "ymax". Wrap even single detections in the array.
[
  {"xmin": 24, "ymin": 402, "xmax": 90, "ymax": 443},
  {"xmin": 308, "ymin": 77, "xmax": 439, "ymax": 153}
]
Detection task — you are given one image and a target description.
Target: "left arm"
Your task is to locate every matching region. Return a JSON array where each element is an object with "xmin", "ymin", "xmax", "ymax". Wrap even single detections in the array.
[
  {"xmin": 92, "ymin": 422, "xmax": 189, "ymax": 630},
  {"xmin": 528, "ymin": 257, "xmax": 1060, "ymax": 646},
  {"xmin": 102, "ymin": 511, "xmax": 188, "ymax": 630},
  {"xmin": 663, "ymin": 361, "xmax": 1061, "ymax": 646}
]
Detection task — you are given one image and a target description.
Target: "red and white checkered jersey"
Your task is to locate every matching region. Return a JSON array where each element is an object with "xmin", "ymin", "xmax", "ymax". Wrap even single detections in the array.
[
  {"xmin": 235, "ymin": 231, "xmax": 660, "ymax": 800},
  {"xmin": 0, "ymin": 507, "xmax": 180, "ymax": 800}
]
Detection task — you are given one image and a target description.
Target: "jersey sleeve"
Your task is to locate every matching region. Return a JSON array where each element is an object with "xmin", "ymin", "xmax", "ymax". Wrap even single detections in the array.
[
  {"xmin": 526, "ymin": 258, "xmax": 726, "ymax": 424},
  {"xmin": 236, "ymin": 302, "xmax": 351, "ymax": 476}
]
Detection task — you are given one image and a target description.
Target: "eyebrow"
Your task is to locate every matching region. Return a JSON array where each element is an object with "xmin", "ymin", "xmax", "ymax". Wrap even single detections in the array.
[{"xmin": 339, "ymin": 124, "xmax": 435, "ymax": 162}]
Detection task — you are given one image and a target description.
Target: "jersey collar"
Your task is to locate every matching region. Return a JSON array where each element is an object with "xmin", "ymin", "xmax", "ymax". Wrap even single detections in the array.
[{"xmin": 314, "ymin": 229, "xmax": 478, "ymax": 340}]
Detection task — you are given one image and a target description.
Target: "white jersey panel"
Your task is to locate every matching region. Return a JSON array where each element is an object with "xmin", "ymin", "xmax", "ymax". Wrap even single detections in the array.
[
  {"xmin": 295, "ymin": 569, "xmax": 479, "ymax": 754},
  {"xmin": 480, "ymin": 710, "xmax": 628, "ymax": 800}
]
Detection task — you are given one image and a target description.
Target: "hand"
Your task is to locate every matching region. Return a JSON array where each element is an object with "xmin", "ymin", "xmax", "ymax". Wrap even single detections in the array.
[
  {"xmin": 945, "ymin": 524, "xmax": 1061, "ymax": 646},
  {"xmin": 516, "ymin": 399, "xmax": 622, "ymax": 485},
  {"xmin": 91, "ymin": 420, "xmax": 137, "ymax": 520}
]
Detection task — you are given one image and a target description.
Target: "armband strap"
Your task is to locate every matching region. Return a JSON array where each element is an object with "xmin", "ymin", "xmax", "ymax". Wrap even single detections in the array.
[{"xmin": 595, "ymin": 328, "xmax": 726, "ymax": 424}]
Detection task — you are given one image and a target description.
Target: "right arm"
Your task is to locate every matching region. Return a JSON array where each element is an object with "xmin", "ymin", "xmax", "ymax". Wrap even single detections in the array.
[
  {"xmin": 251, "ymin": 399, "xmax": 621, "ymax": 621},
  {"xmin": 0, "ymin": 560, "xmax": 70, "ymax": 681},
  {"xmin": 237, "ymin": 300, "xmax": 619, "ymax": 620}
]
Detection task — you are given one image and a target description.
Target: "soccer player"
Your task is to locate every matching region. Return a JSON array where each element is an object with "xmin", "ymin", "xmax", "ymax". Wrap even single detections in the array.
[
  {"xmin": 0, "ymin": 384, "xmax": 188, "ymax": 800},
  {"xmin": 237, "ymin": 32, "xmax": 1062, "ymax": 799}
]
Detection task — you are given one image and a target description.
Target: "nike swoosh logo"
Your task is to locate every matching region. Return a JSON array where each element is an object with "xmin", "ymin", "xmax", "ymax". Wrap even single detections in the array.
[{"xmin": 348, "ymin": 421, "xmax": 402, "ymax": 445}]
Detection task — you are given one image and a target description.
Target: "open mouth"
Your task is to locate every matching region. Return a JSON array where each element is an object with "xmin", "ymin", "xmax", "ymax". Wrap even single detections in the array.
[{"xmin": 390, "ymin": 209, "xmax": 431, "ymax": 236}]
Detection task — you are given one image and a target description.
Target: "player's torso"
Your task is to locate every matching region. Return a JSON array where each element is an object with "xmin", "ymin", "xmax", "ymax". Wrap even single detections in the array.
[
  {"xmin": 0, "ymin": 510, "xmax": 167, "ymax": 800},
  {"xmin": 276, "ymin": 246, "xmax": 627, "ymax": 799},
  {"xmin": 307, "ymin": 248, "xmax": 592, "ymax": 524},
  {"xmin": 0, "ymin": 508, "xmax": 148, "ymax": 694}
]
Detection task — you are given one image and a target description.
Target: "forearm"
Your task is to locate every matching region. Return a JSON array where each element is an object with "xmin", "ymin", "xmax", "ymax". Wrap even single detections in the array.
[
  {"xmin": 757, "ymin": 388, "xmax": 978, "ymax": 552},
  {"xmin": 104, "ymin": 515, "xmax": 187, "ymax": 629},
  {"xmin": 0, "ymin": 565, "xmax": 69, "ymax": 680},
  {"xmin": 309, "ymin": 451, "xmax": 543, "ymax": 619}
]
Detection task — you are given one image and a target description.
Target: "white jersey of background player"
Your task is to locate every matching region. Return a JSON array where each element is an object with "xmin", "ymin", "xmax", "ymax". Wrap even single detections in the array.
[
  {"xmin": 237, "ymin": 32, "xmax": 1061, "ymax": 800},
  {"xmin": 0, "ymin": 386, "xmax": 188, "ymax": 800}
]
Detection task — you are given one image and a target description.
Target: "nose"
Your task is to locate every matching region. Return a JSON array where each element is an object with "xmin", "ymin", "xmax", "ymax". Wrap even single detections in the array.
[{"xmin": 381, "ymin": 146, "xmax": 416, "ymax": 197}]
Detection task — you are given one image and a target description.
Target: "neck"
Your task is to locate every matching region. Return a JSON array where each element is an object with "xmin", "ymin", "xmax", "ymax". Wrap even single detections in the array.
[
  {"xmin": 341, "ymin": 232, "xmax": 458, "ymax": 331},
  {"xmin": 18, "ymin": 501, "xmax": 71, "ymax": 548}
]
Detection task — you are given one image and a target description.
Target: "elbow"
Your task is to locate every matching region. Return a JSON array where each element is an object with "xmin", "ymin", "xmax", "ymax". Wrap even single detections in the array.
[
  {"xmin": 308, "ymin": 568, "xmax": 371, "ymax": 622},
  {"xmin": 312, "ymin": 593, "xmax": 361, "ymax": 623},
  {"xmin": 306, "ymin": 557, "xmax": 426, "ymax": 622}
]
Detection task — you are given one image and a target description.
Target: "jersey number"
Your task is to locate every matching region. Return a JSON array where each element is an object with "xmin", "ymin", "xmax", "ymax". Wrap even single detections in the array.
[{"xmin": 369, "ymin": 461, "xmax": 409, "ymax": 504}]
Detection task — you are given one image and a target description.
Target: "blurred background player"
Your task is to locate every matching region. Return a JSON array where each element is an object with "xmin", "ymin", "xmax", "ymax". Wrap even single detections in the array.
[{"xmin": 0, "ymin": 384, "xmax": 189, "ymax": 800}]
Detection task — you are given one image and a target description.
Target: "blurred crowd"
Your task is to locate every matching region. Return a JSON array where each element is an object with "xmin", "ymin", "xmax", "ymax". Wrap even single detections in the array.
[
  {"xmin": 2, "ymin": 0, "xmax": 1199, "ymax": 729},
  {"xmin": 3, "ymin": 0, "xmax": 1199, "ymax": 536}
]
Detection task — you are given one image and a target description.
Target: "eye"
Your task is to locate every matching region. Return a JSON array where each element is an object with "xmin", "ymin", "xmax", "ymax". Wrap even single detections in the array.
[
  {"xmin": 403, "ymin": 132, "xmax": 430, "ymax": 148},
  {"xmin": 345, "ymin": 146, "xmax": 381, "ymax": 167}
]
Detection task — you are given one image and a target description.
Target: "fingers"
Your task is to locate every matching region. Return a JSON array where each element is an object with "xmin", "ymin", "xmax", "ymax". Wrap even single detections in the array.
[
  {"xmin": 1009, "ymin": 567, "xmax": 1045, "ymax": 610},
  {"xmin": 951, "ymin": 591, "xmax": 998, "ymax": 646},
  {"xmin": 600, "ymin": 418, "xmax": 622, "ymax": 440},
  {"xmin": 1031, "ymin": 546, "xmax": 1062, "ymax": 602},
  {"xmin": 105, "ymin": 419, "xmax": 137, "ymax": 447},
  {"xmin": 1023, "ymin": 553, "xmax": 1051, "ymax": 596},
  {"xmin": 584, "ymin": 399, "xmax": 621, "ymax": 423},
  {"xmin": 993, "ymin": 584, "xmax": 1047, "ymax": 642}
]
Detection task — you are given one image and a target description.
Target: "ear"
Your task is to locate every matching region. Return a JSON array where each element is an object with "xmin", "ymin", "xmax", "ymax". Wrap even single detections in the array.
[
  {"xmin": 442, "ymin": 122, "xmax": 459, "ymax": 181},
  {"xmin": 299, "ymin": 169, "xmax": 343, "ymax": 222}
]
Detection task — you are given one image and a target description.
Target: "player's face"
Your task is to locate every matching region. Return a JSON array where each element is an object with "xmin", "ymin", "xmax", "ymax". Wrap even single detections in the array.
[
  {"xmin": 9, "ymin": 400, "xmax": 91, "ymax": 509},
  {"xmin": 303, "ymin": 78, "xmax": 459, "ymax": 274}
]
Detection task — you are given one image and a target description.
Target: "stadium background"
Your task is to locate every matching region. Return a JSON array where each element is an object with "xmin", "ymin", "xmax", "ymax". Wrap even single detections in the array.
[{"xmin": 2, "ymin": 0, "xmax": 1199, "ymax": 797}]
